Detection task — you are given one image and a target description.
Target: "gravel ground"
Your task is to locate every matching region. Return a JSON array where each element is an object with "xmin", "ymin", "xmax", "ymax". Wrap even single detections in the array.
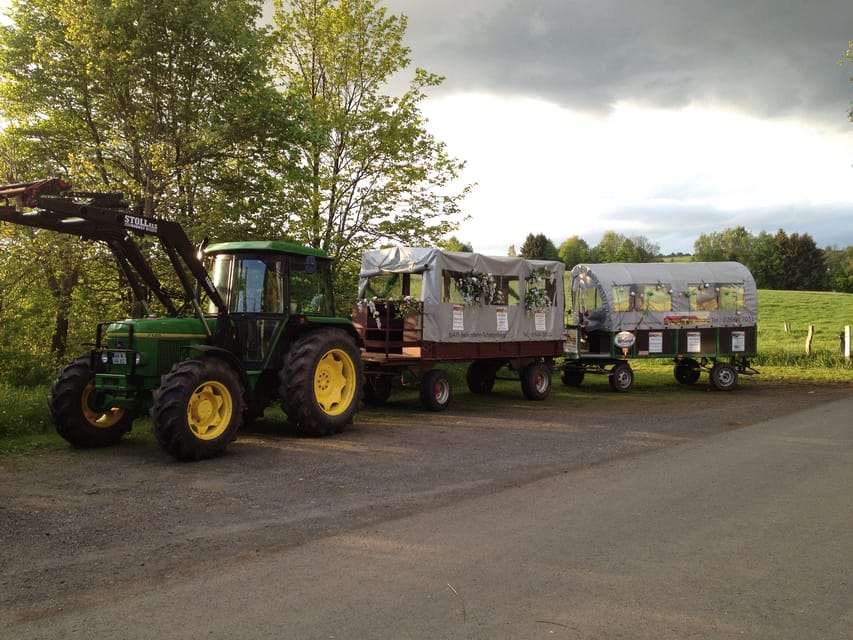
[{"xmin": 0, "ymin": 378, "xmax": 849, "ymax": 630}]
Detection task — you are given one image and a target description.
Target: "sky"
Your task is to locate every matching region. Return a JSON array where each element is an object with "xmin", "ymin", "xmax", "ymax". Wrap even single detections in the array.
[
  {"xmin": 381, "ymin": 0, "xmax": 853, "ymax": 256},
  {"xmin": 1, "ymin": 1, "xmax": 850, "ymax": 256}
]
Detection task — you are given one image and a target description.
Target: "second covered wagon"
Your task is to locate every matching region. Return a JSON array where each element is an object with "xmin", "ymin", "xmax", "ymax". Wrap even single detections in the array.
[{"xmin": 561, "ymin": 261, "xmax": 759, "ymax": 391}]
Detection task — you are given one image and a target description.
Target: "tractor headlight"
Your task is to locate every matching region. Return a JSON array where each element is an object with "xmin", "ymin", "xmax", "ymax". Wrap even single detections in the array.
[
  {"xmin": 135, "ymin": 353, "xmax": 143, "ymax": 366},
  {"xmin": 100, "ymin": 352, "xmax": 109, "ymax": 364}
]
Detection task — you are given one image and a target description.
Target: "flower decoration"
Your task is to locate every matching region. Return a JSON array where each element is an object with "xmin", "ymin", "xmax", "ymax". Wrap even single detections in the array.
[
  {"xmin": 356, "ymin": 297, "xmax": 382, "ymax": 328},
  {"xmin": 390, "ymin": 295, "xmax": 424, "ymax": 318},
  {"xmin": 524, "ymin": 267, "xmax": 554, "ymax": 313},
  {"xmin": 356, "ymin": 295, "xmax": 424, "ymax": 328},
  {"xmin": 454, "ymin": 271, "xmax": 503, "ymax": 306}
]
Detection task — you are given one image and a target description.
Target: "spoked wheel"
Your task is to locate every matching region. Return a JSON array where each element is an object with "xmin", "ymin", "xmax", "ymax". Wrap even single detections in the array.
[
  {"xmin": 521, "ymin": 361, "xmax": 552, "ymax": 401},
  {"xmin": 420, "ymin": 369, "xmax": 452, "ymax": 411},
  {"xmin": 560, "ymin": 366, "xmax": 585, "ymax": 387},
  {"xmin": 710, "ymin": 362, "xmax": 738, "ymax": 391},
  {"xmin": 152, "ymin": 358, "xmax": 243, "ymax": 461},
  {"xmin": 608, "ymin": 362, "xmax": 634, "ymax": 393},
  {"xmin": 50, "ymin": 356, "xmax": 134, "ymax": 448},
  {"xmin": 673, "ymin": 358, "xmax": 701, "ymax": 385}
]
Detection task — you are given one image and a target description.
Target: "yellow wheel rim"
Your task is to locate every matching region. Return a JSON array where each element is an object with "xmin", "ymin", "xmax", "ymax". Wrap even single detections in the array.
[
  {"xmin": 313, "ymin": 348, "xmax": 357, "ymax": 416},
  {"xmin": 186, "ymin": 380, "xmax": 234, "ymax": 440},
  {"xmin": 82, "ymin": 381, "xmax": 126, "ymax": 428}
]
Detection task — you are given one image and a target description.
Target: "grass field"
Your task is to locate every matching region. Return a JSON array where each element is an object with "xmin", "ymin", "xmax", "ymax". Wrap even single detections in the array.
[
  {"xmin": 757, "ymin": 289, "xmax": 853, "ymax": 367},
  {"xmin": 1, "ymin": 288, "xmax": 851, "ymax": 452}
]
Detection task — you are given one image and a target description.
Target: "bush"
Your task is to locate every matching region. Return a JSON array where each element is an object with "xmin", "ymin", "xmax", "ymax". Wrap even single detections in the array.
[{"xmin": 0, "ymin": 384, "xmax": 52, "ymax": 438}]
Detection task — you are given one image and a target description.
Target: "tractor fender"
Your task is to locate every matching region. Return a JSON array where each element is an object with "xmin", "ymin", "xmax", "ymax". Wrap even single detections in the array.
[{"xmin": 183, "ymin": 344, "xmax": 251, "ymax": 394}]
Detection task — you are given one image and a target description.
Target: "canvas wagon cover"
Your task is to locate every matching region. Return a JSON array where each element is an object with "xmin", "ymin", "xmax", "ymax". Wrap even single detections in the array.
[
  {"xmin": 570, "ymin": 262, "xmax": 757, "ymax": 331},
  {"xmin": 358, "ymin": 247, "xmax": 565, "ymax": 343}
]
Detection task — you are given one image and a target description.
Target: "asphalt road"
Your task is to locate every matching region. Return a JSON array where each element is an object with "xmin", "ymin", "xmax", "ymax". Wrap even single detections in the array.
[{"xmin": 7, "ymin": 393, "xmax": 852, "ymax": 640}]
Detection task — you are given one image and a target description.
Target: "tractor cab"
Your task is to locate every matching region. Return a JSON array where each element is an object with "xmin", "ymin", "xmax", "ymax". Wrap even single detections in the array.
[{"xmin": 203, "ymin": 241, "xmax": 336, "ymax": 366}]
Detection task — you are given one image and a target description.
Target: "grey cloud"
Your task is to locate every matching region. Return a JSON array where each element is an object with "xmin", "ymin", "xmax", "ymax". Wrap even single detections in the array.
[
  {"xmin": 388, "ymin": 0, "xmax": 853, "ymax": 128},
  {"xmin": 565, "ymin": 201, "xmax": 853, "ymax": 254}
]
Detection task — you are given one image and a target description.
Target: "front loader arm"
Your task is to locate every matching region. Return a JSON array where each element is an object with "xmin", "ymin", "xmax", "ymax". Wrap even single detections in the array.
[{"xmin": 0, "ymin": 178, "xmax": 230, "ymax": 342}]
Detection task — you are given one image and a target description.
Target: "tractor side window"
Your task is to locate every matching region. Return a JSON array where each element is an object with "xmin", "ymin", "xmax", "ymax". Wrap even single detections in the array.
[
  {"xmin": 261, "ymin": 261, "xmax": 285, "ymax": 313},
  {"xmin": 231, "ymin": 259, "xmax": 266, "ymax": 313},
  {"xmin": 208, "ymin": 254, "xmax": 233, "ymax": 314},
  {"xmin": 289, "ymin": 257, "xmax": 332, "ymax": 316}
]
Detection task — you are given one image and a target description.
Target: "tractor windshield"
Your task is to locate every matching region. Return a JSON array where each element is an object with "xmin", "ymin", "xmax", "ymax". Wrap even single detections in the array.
[{"xmin": 207, "ymin": 252, "xmax": 334, "ymax": 317}]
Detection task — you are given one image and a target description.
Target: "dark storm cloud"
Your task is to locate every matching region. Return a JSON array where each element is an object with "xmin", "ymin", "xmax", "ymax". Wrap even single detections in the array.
[{"xmin": 388, "ymin": 0, "xmax": 853, "ymax": 128}]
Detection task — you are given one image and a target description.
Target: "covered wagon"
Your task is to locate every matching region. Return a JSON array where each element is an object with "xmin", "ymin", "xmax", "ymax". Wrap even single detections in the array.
[
  {"xmin": 353, "ymin": 247, "xmax": 566, "ymax": 409},
  {"xmin": 562, "ymin": 261, "xmax": 759, "ymax": 391}
]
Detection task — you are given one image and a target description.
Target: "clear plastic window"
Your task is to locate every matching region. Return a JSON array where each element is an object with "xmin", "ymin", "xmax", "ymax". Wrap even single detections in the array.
[
  {"xmin": 634, "ymin": 283, "xmax": 672, "ymax": 312},
  {"xmin": 612, "ymin": 285, "xmax": 634, "ymax": 312},
  {"xmin": 718, "ymin": 283, "xmax": 745, "ymax": 310},
  {"xmin": 688, "ymin": 283, "xmax": 718, "ymax": 311}
]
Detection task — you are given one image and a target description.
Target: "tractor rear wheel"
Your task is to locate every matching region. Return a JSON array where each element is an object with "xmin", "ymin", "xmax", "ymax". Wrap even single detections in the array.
[
  {"xmin": 280, "ymin": 329, "xmax": 363, "ymax": 436},
  {"xmin": 49, "ymin": 356, "xmax": 134, "ymax": 448},
  {"xmin": 151, "ymin": 358, "xmax": 243, "ymax": 461}
]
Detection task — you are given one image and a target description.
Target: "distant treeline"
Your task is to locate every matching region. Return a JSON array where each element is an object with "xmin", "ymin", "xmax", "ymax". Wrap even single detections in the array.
[{"xmin": 503, "ymin": 228, "xmax": 852, "ymax": 293}]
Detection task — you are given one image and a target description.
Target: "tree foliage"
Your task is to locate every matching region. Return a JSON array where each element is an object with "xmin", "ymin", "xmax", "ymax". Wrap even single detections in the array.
[
  {"xmin": 1, "ymin": 0, "xmax": 293, "ymax": 233},
  {"xmin": 519, "ymin": 233, "xmax": 558, "ymax": 260},
  {"xmin": 271, "ymin": 0, "xmax": 470, "ymax": 273},
  {"xmin": 0, "ymin": 0, "xmax": 299, "ymax": 366}
]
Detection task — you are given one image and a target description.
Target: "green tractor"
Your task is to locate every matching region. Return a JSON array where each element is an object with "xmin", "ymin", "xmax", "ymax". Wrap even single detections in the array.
[{"xmin": 0, "ymin": 178, "xmax": 363, "ymax": 461}]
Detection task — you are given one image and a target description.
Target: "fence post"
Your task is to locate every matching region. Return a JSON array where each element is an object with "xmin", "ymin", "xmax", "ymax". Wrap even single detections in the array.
[
  {"xmin": 805, "ymin": 324, "xmax": 814, "ymax": 355},
  {"xmin": 845, "ymin": 325, "xmax": 851, "ymax": 365},
  {"xmin": 784, "ymin": 321, "xmax": 791, "ymax": 334}
]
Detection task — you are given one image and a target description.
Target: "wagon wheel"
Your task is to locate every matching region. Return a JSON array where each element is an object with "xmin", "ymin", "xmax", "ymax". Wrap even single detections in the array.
[
  {"xmin": 420, "ymin": 369, "xmax": 452, "ymax": 411},
  {"xmin": 673, "ymin": 358, "xmax": 701, "ymax": 385},
  {"xmin": 363, "ymin": 374, "xmax": 393, "ymax": 406},
  {"xmin": 710, "ymin": 362, "xmax": 738, "ymax": 391},
  {"xmin": 560, "ymin": 365, "xmax": 585, "ymax": 387},
  {"xmin": 608, "ymin": 362, "xmax": 634, "ymax": 393},
  {"xmin": 466, "ymin": 360, "xmax": 502, "ymax": 394},
  {"xmin": 521, "ymin": 361, "xmax": 552, "ymax": 401}
]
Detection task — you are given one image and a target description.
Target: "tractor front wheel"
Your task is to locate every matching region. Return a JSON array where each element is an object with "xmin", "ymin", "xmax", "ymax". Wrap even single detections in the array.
[
  {"xmin": 151, "ymin": 358, "xmax": 243, "ymax": 461},
  {"xmin": 280, "ymin": 329, "xmax": 363, "ymax": 436},
  {"xmin": 49, "ymin": 356, "xmax": 134, "ymax": 448}
]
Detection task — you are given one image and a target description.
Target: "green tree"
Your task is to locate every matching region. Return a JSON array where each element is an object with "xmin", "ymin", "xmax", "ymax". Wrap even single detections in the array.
[
  {"xmin": 825, "ymin": 245, "xmax": 853, "ymax": 293},
  {"xmin": 693, "ymin": 226, "xmax": 753, "ymax": 263},
  {"xmin": 519, "ymin": 233, "xmax": 558, "ymax": 260},
  {"xmin": 591, "ymin": 231, "xmax": 658, "ymax": 263},
  {"xmin": 272, "ymin": 0, "xmax": 470, "ymax": 280},
  {"xmin": 557, "ymin": 235, "xmax": 590, "ymax": 268},
  {"xmin": 0, "ymin": 0, "xmax": 291, "ymax": 362},
  {"xmin": 441, "ymin": 236, "xmax": 473, "ymax": 253},
  {"xmin": 1, "ymin": 0, "xmax": 292, "ymax": 230}
]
